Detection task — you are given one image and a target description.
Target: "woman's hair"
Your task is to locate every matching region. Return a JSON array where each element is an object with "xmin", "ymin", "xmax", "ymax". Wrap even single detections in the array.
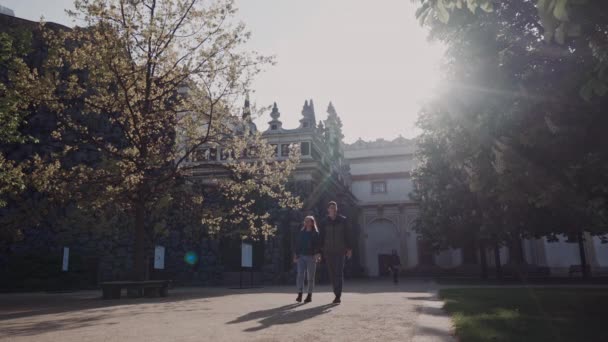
[{"xmin": 302, "ymin": 215, "xmax": 319, "ymax": 232}]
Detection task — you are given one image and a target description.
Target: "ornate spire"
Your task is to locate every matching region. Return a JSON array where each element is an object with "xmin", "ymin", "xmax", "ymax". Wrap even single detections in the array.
[
  {"xmin": 299, "ymin": 99, "xmax": 316, "ymax": 129},
  {"xmin": 270, "ymin": 102, "xmax": 280, "ymax": 119},
  {"xmin": 242, "ymin": 94, "xmax": 251, "ymax": 120},
  {"xmin": 302, "ymin": 100, "xmax": 310, "ymax": 115},
  {"xmin": 324, "ymin": 101, "xmax": 344, "ymax": 155},
  {"xmin": 309, "ymin": 99, "xmax": 316, "ymax": 123},
  {"xmin": 317, "ymin": 120, "xmax": 325, "ymax": 137},
  {"xmin": 267, "ymin": 102, "xmax": 283, "ymax": 131},
  {"xmin": 325, "ymin": 101, "xmax": 339, "ymax": 129},
  {"xmin": 327, "ymin": 101, "xmax": 337, "ymax": 117}
]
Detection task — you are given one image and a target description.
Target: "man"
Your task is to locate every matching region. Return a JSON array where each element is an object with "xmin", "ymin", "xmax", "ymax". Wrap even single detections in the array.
[
  {"xmin": 319, "ymin": 201, "xmax": 353, "ymax": 304},
  {"xmin": 389, "ymin": 249, "xmax": 401, "ymax": 284}
]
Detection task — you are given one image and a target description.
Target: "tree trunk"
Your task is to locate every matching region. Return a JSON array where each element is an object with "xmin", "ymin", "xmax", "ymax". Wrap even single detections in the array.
[
  {"xmin": 508, "ymin": 237, "xmax": 524, "ymax": 265},
  {"xmin": 494, "ymin": 242, "xmax": 503, "ymax": 280},
  {"xmin": 134, "ymin": 199, "xmax": 147, "ymax": 281},
  {"xmin": 577, "ymin": 231, "xmax": 590, "ymax": 279},
  {"xmin": 479, "ymin": 241, "xmax": 488, "ymax": 280}
]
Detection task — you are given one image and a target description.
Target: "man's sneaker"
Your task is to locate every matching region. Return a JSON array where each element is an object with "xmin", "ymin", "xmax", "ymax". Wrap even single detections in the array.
[
  {"xmin": 304, "ymin": 293, "xmax": 312, "ymax": 303},
  {"xmin": 332, "ymin": 296, "xmax": 341, "ymax": 304},
  {"xmin": 296, "ymin": 293, "xmax": 303, "ymax": 303}
]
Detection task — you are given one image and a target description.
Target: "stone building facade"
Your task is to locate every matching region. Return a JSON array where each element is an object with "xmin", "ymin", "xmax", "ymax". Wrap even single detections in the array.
[
  {"xmin": 185, "ymin": 99, "xmax": 361, "ymax": 283},
  {"xmin": 344, "ymin": 137, "xmax": 419, "ymax": 277},
  {"xmin": 344, "ymin": 137, "xmax": 608, "ymax": 277}
]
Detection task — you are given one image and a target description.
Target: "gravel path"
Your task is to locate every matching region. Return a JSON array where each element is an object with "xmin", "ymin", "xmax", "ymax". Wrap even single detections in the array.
[{"xmin": 0, "ymin": 279, "xmax": 454, "ymax": 342}]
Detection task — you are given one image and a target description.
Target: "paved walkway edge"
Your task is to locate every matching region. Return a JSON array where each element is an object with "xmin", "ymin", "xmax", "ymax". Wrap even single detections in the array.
[{"xmin": 412, "ymin": 283, "xmax": 456, "ymax": 342}]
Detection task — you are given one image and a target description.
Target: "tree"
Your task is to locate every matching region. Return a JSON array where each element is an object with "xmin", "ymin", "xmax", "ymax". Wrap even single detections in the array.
[
  {"xmin": 15, "ymin": 0, "xmax": 292, "ymax": 280},
  {"xmin": 411, "ymin": 123, "xmax": 490, "ymax": 277},
  {"xmin": 411, "ymin": 0, "xmax": 608, "ymax": 279},
  {"xmin": 412, "ymin": 87, "xmax": 512, "ymax": 279},
  {"xmin": 414, "ymin": 0, "xmax": 608, "ymax": 100},
  {"xmin": 0, "ymin": 30, "xmax": 33, "ymax": 209},
  {"xmin": 201, "ymin": 133, "xmax": 302, "ymax": 240}
]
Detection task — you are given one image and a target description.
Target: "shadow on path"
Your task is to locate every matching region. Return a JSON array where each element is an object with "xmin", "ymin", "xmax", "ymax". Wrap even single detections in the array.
[
  {"xmin": 1, "ymin": 313, "xmax": 117, "ymax": 338},
  {"xmin": 0, "ymin": 279, "xmax": 432, "ymax": 324},
  {"xmin": 227, "ymin": 303, "xmax": 338, "ymax": 332}
]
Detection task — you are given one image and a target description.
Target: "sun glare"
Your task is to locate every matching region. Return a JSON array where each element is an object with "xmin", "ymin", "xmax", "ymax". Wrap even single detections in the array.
[{"xmin": 237, "ymin": 0, "xmax": 445, "ymax": 142}]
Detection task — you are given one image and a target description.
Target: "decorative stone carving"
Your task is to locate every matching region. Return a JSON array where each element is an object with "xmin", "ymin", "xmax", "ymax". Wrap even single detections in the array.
[{"xmin": 344, "ymin": 135, "xmax": 415, "ymax": 151}]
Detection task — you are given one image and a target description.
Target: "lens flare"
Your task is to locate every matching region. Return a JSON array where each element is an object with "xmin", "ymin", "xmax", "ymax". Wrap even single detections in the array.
[{"xmin": 184, "ymin": 251, "xmax": 198, "ymax": 265}]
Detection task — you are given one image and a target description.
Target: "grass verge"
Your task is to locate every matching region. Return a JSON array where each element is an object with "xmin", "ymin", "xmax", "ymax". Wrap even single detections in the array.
[{"xmin": 440, "ymin": 287, "xmax": 608, "ymax": 342}]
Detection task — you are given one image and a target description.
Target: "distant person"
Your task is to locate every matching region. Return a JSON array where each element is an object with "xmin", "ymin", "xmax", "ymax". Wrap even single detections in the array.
[
  {"xmin": 389, "ymin": 249, "xmax": 401, "ymax": 284},
  {"xmin": 293, "ymin": 216, "xmax": 321, "ymax": 303},
  {"xmin": 320, "ymin": 201, "xmax": 353, "ymax": 304}
]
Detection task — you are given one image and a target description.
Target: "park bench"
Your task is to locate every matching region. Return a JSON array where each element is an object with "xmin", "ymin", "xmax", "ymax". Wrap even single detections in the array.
[
  {"xmin": 568, "ymin": 265, "xmax": 591, "ymax": 277},
  {"xmin": 101, "ymin": 280, "xmax": 171, "ymax": 299}
]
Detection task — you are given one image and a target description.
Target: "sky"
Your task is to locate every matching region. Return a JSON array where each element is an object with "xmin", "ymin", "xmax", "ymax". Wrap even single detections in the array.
[{"xmin": 1, "ymin": 0, "xmax": 444, "ymax": 143}]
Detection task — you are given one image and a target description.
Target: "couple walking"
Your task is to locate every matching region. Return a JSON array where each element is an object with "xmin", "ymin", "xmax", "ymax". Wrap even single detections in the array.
[{"xmin": 293, "ymin": 201, "xmax": 352, "ymax": 304}]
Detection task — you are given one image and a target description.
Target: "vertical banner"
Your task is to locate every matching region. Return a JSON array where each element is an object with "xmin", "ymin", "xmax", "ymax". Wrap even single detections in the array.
[
  {"xmin": 62, "ymin": 247, "xmax": 69, "ymax": 272},
  {"xmin": 241, "ymin": 243, "xmax": 253, "ymax": 268},
  {"xmin": 154, "ymin": 245, "xmax": 165, "ymax": 270}
]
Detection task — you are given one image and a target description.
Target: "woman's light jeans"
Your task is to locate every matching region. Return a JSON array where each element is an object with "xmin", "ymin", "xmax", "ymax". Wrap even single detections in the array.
[{"xmin": 296, "ymin": 255, "xmax": 317, "ymax": 294}]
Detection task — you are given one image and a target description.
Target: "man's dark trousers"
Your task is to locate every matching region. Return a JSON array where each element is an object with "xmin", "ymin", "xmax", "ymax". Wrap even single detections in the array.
[{"xmin": 325, "ymin": 253, "xmax": 345, "ymax": 298}]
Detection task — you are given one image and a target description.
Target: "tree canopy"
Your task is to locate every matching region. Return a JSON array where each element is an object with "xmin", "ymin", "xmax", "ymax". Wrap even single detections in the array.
[
  {"xmin": 9, "ymin": 0, "xmax": 301, "ymax": 280},
  {"xmin": 411, "ymin": 0, "xmax": 608, "ymax": 278}
]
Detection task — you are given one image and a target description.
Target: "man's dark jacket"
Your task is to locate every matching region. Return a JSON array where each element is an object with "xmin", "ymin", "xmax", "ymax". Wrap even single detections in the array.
[{"xmin": 319, "ymin": 215, "xmax": 353, "ymax": 255}]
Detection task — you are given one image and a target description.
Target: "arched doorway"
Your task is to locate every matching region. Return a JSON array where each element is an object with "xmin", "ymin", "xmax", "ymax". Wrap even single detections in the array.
[{"xmin": 365, "ymin": 219, "xmax": 400, "ymax": 276}]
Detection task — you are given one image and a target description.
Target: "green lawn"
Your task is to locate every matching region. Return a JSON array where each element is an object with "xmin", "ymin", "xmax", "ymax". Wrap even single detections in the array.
[{"xmin": 439, "ymin": 288, "xmax": 608, "ymax": 342}]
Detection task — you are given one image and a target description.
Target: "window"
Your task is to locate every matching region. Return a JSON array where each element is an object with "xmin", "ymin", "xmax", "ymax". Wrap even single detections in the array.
[
  {"xmin": 270, "ymin": 144, "xmax": 278, "ymax": 157},
  {"xmin": 300, "ymin": 142, "xmax": 310, "ymax": 156},
  {"xmin": 194, "ymin": 148, "xmax": 211, "ymax": 161},
  {"xmin": 302, "ymin": 121, "xmax": 309, "ymax": 128},
  {"xmin": 271, "ymin": 124, "xmax": 278, "ymax": 130},
  {"xmin": 208, "ymin": 148, "xmax": 217, "ymax": 161},
  {"xmin": 220, "ymin": 148, "xmax": 231, "ymax": 160},
  {"xmin": 372, "ymin": 181, "xmax": 387, "ymax": 194},
  {"xmin": 280, "ymin": 144, "xmax": 290, "ymax": 157},
  {"xmin": 248, "ymin": 146, "xmax": 258, "ymax": 158}
]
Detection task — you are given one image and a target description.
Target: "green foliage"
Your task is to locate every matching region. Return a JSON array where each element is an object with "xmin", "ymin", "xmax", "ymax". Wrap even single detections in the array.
[
  {"xmin": 415, "ymin": 0, "xmax": 494, "ymax": 25},
  {"xmin": 411, "ymin": 0, "xmax": 608, "ymax": 261},
  {"xmin": 0, "ymin": 29, "xmax": 35, "ymax": 209},
  {"xmin": 0, "ymin": 30, "xmax": 32, "ymax": 144},
  {"xmin": 415, "ymin": 0, "xmax": 608, "ymax": 101},
  {"xmin": 4, "ymin": 0, "xmax": 304, "ymax": 281}
]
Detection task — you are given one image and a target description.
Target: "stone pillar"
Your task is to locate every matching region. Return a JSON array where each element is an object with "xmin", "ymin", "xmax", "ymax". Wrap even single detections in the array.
[
  {"xmin": 398, "ymin": 211, "xmax": 409, "ymax": 269},
  {"xmin": 584, "ymin": 232, "xmax": 599, "ymax": 268},
  {"xmin": 534, "ymin": 238, "xmax": 548, "ymax": 266},
  {"xmin": 358, "ymin": 211, "xmax": 368, "ymax": 276}
]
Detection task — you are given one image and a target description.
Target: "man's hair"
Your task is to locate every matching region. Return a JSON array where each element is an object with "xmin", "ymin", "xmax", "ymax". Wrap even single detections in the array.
[{"xmin": 328, "ymin": 201, "xmax": 338, "ymax": 208}]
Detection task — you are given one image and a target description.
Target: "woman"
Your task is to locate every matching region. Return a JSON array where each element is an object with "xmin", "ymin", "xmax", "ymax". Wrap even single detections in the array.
[{"xmin": 293, "ymin": 215, "xmax": 321, "ymax": 303}]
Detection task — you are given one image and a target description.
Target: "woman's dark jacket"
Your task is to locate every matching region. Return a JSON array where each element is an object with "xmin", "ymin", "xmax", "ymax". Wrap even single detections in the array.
[{"xmin": 292, "ymin": 228, "xmax": 322, "ymax": 256}]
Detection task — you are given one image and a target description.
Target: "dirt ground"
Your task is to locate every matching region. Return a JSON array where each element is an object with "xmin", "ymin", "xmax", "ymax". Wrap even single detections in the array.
[{"xmin": 0, "ymin": 279, "xmax": 454, "ymax": 342}]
